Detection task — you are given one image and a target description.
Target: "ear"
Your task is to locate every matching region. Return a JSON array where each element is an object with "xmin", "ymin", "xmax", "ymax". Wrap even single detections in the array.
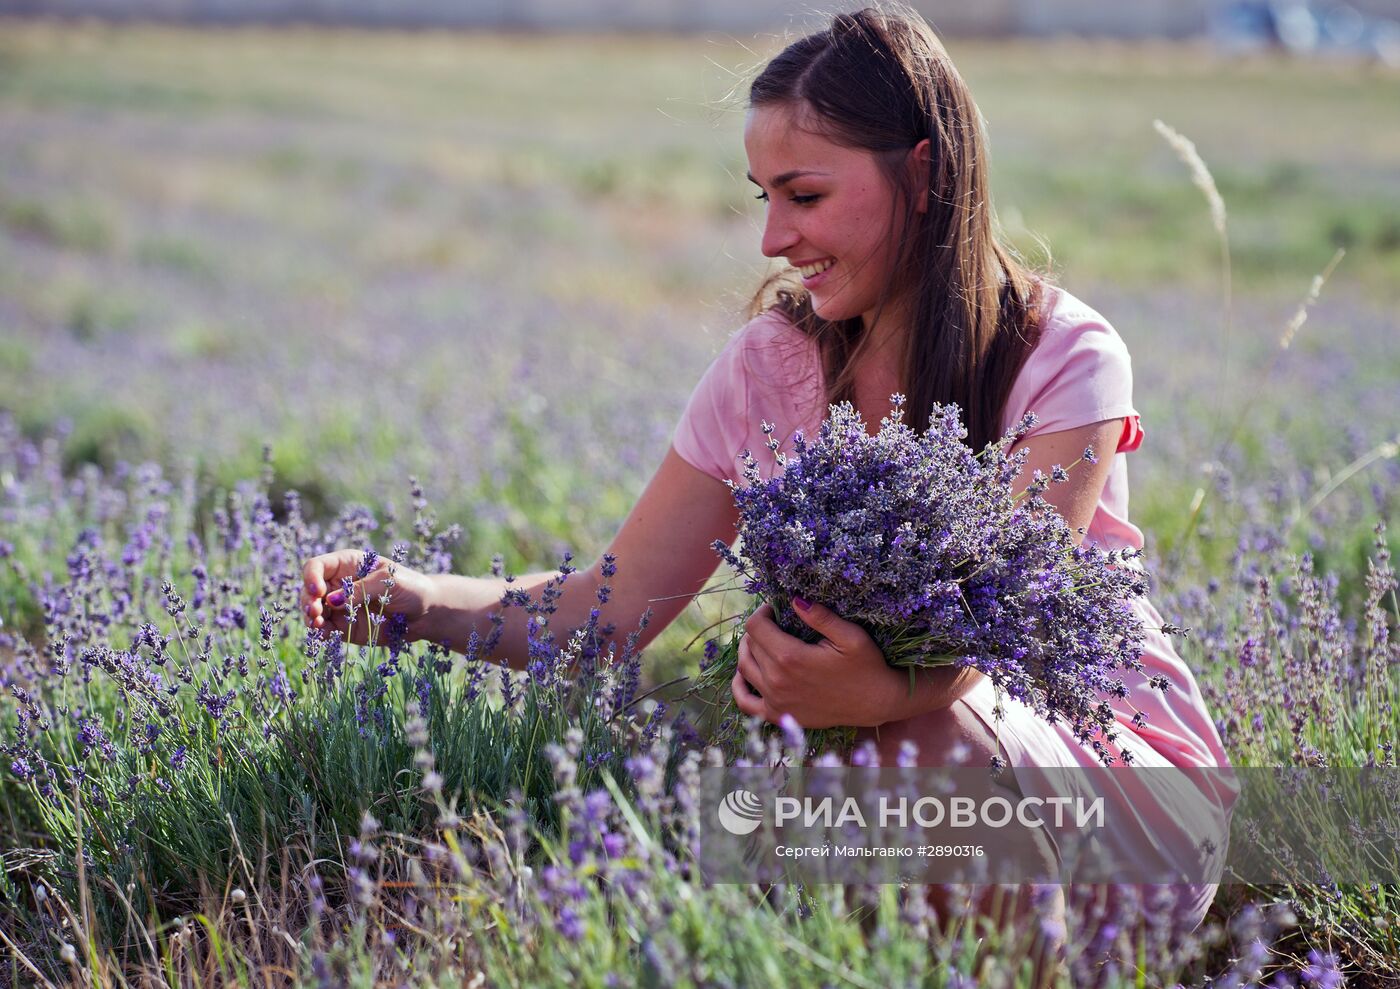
[{"xmin": 909, "ymin": 138, "xmax": 932, "ymax": 215}]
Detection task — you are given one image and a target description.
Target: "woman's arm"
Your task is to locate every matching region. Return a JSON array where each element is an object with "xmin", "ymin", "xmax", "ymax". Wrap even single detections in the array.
[
  {"xmin": 732, "ymin": 418, "xmax": 1125, "ymax": 727},
  {"xmin": 411, "ymin": 446, "xmax": 739, "ymax": 670},
  {"xmin": 1013, "ymin": 418, "xmax": 1122, "ymax": 543}
]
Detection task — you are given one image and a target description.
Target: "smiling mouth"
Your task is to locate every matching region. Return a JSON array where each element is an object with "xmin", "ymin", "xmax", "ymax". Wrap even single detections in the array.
[{"xmin": 794, "ymin": 258, "xmax": 836, "ymax": 278}]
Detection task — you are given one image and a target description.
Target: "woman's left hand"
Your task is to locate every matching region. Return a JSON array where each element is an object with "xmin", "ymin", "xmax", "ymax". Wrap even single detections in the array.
[{"xmin": 731, "ymin": 600, "xmax": 902, "ymax": 729}]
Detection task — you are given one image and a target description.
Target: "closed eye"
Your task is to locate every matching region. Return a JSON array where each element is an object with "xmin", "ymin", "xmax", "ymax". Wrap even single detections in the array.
[{"xmin": 753, "ymin": 192, "xmax": 821, "ymax": 206}]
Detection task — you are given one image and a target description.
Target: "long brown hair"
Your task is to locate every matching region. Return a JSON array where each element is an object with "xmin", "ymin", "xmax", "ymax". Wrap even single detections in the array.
[{"xmin": 747, "ymin": 4, "xmax": 1043, "ymax": 451}]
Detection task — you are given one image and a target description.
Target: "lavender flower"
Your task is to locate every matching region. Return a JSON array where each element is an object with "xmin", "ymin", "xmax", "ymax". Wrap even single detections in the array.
[
  {"xmin": 1301, "ymin": 949, "xmax": 1344, "ymax": 989},
  {"xmin": 702, "ymin": 396, "xmax": 1150, "ymax": 764},
  {"xmin": 556, "ymin": 907, "xmax": 585, "ymax": 942}
]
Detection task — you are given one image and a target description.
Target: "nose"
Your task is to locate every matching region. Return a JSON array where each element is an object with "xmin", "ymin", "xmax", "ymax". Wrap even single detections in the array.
[{"xmin": 760, "ymin": 204, "xmax": 799, "ymax": 260}]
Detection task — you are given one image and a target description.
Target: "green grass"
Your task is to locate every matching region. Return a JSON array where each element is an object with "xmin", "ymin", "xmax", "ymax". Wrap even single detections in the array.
[{"xmin": 0, "ymin": 26, "xmax": 1397, "ymax": 303}]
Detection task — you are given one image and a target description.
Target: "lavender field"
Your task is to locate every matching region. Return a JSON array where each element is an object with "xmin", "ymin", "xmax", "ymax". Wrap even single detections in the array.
[{"xmin": 1, "ymin": 20, "xmax": 1399, "ymax": 987}]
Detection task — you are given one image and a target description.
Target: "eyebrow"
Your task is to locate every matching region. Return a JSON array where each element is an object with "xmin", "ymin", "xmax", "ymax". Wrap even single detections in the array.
[{"xmin": 746, "ymin": 169, "xmax": 831, "ymax": 188}]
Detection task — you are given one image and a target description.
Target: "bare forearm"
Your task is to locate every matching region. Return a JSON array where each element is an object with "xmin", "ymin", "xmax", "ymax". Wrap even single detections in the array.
[
  {"xmin": 879, "ymin": 663, "xmax": 986, "ymax": 722},
  {"xmin": 418, "ymin": 568, "xmax": 603, "ymax": 671}
]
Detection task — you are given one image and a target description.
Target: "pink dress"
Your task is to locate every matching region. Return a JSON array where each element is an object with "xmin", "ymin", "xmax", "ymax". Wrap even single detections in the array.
[{"xmin": 673, "ymin": 286, "xmax": 1236, "ymax": 929}]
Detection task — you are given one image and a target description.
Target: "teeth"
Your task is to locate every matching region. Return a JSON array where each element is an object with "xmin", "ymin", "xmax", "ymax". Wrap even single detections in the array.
[{"xmin": 797, "ymin": 259, "xmax": 835, "ymax": 278}]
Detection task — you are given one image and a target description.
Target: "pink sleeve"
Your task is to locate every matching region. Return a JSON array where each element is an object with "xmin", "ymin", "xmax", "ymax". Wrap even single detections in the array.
[
  {"xmin": 672, "ymin": 327, "xmax": 751, "ymax": 482},
  {"xmin": 673, "ymin": 312, "xmax": 824, "ymax": 482},
  {"xmin": 1007, "ymin": 291, "xmax": 1145, "ymax": 455}
]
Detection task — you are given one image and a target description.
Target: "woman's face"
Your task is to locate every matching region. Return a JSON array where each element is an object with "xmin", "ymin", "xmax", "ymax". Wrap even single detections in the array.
[{"xmin": 744, "ymin": 103, "xmax": 908, "ymax": 331}]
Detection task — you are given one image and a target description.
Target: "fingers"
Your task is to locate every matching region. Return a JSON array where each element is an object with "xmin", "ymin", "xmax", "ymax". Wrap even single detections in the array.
[
  {"xmin": 731, "ymin": 669, "xmax": 767, "ymax": 720},
  {"xmin": 314, "ymin": 582, "xmax": 390, "ymax": 648},
  {"xmin": 316, "ymin": 606, "xmax": 371, "ymax": 648},
  {"xmin": 743, "ymin": 601, "xmax": 817, "ymax": 676},
  {"xmin": 299, "ymin": 561, "xmax": 319, "ymax": 622},
  {"xmin": 743, "ymin": 602, "xmax": 784, "ymax": 654},
  {"xmin": 788, "ymin": 597, "xmax": 864, "ymax": 651},
  {"xmin": 303, "ymin": 549, "xmax": 350, "ymax": 599},
  {"xmin": 746, "ymin": 599, "xmax": 851, "ymax": 654},
  {"xmin": 304, "ymin": 583, "xmax": 354, "ymax": 631},
  {"xmin": 302, "ymin": 550, "xmax": 347, "ymax": 607},
  {"xmin": 300, "ymin": 548, "xmax": 378, "ymax": 628},
  {"xmin": 738, "ymin": 631, "xmax": 799, "ymax": 725},
  {"xmin": 736, "ymin": 633, "xmax": 770, "ymax": 700}
]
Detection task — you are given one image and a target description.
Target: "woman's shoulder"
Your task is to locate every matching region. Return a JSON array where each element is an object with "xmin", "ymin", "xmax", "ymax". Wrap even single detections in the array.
[
  {"xmin": 1025, "ymin": 283, "xmax": 1134, "ymax": 381},
  {"xmin": 1004, "ymin": 283, "xmax": 1138, "ymax": 436},
  {"xmin": 689, "ymin": 306, "xmax": 820, "ymax": 394},
  {"xmin": 732, "ymin": 306, "xmax": 815, "ymax": 356},
  {"xmin": 729, "ymin": 306, "xmax": 823, "ymax": 396},
  {"xmin": 1036, "ymin": 285, "xmax": 1129, "ymax": 352},
  {"xmin": 674, "ymin": 306, "xmax": 823, "ymax": 481}
]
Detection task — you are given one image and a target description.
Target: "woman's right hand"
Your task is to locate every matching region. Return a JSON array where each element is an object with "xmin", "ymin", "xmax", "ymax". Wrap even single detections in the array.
[{"xmin": 300, "ymin": 549, "xmax": 439, "ymax": 647}]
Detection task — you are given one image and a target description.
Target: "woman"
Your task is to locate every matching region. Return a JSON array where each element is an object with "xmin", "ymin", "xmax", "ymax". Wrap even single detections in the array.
[{"xmin": 300, "ymin": 4, "xmax": 1233, "ymax": 961}]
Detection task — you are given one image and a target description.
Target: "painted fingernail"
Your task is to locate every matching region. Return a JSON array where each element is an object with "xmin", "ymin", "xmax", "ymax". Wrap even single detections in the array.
[
  {"xmin": 327, "ymin": 590, "xmax": 346, "ymax": 607},
  {"xmin": 793, "ymin": 596, "xmax": 811, "ymax": 611}
]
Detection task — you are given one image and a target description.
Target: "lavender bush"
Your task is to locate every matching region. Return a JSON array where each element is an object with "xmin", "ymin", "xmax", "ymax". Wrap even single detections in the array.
[
  {"xmin": 699, "ymin": 396, "xmax": 1155, "ymax": 766},
  {"xmin": 1, "ymin": 24, "xmax": 1397, "ymax": 987},
  {"xmin": 0, "ymin": 429, "xmax": 668, "ymax": 930},
  {"xmin": 0, "ymin": 422, "xmax": 1379, "ymax": 986}
]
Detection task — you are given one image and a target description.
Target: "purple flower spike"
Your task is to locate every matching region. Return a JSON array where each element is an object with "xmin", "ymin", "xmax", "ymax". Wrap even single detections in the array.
[
  {"xmin": 1302, "ymin": 950, "xmax": 1344, "ymax": 989},
  {"xmin": 708, "ymin": 398, "xmax": 1149, "ymax": 765}
]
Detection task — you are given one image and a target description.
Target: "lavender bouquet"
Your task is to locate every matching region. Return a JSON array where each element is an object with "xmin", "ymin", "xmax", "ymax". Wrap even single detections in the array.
[{"xmin": 695, "ymin": 395, "xmax": 1157, "ymax": 766}]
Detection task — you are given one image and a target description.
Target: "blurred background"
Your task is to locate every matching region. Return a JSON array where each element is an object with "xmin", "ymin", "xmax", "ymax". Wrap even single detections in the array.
[
  {"xmin": 0, "ymin": 1, "xmax": 1397, "ymax": 671},
  {"xmin": 2, "ymin": 0, "xmax": 1400, "ymax": 54}
]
